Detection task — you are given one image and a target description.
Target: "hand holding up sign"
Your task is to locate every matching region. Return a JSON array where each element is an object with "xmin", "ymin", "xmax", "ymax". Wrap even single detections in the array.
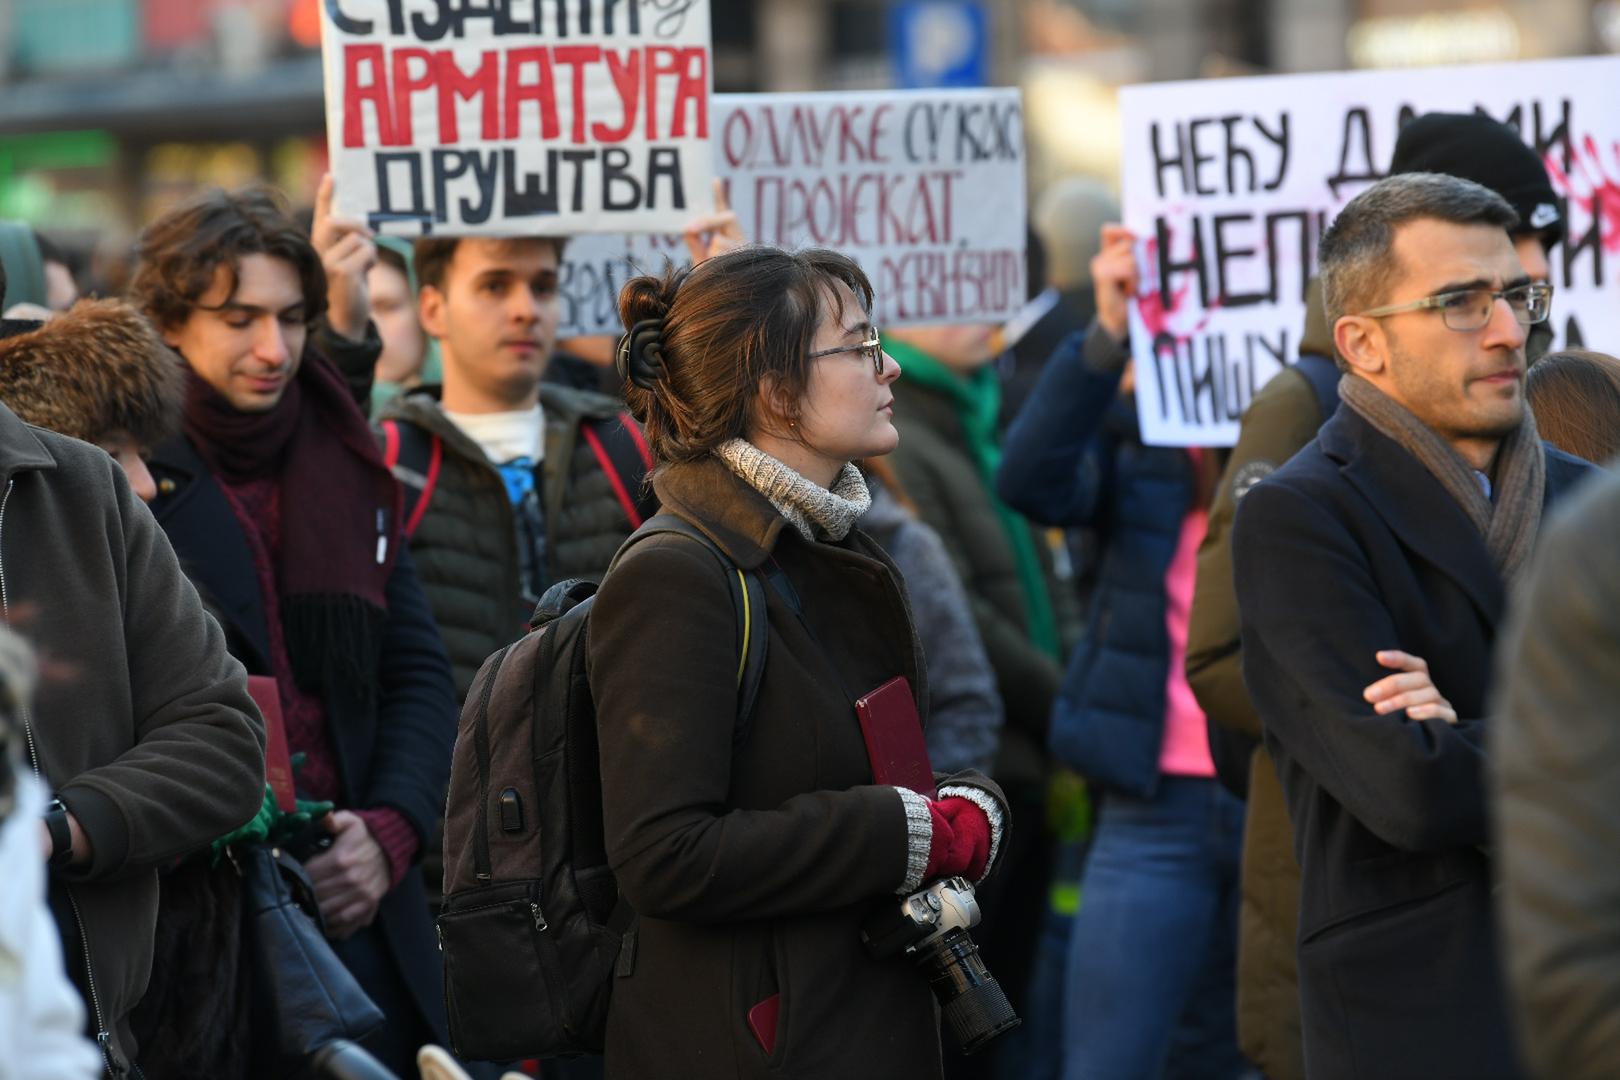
[
  {"xmin": 312, "ymin": 174, "xmax": 378, "ymax": 344},
  {"xmin": 683, "ymin": 180, "xmax": 746, "ymax": 265},
  {"xmin": 1092, "ymin": 224, "xmax": 1139, "ymax": 345}
]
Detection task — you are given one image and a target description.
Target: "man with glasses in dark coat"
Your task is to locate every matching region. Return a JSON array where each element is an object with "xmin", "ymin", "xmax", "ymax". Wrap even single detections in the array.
[{"xmin": 1231, "ymin": 172, "xmax": 1594, "ymax": 1080}]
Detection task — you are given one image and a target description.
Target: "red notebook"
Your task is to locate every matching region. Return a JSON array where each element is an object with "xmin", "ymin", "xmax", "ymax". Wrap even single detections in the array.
[
  {"xmin": 247, "ymin": 675, "xmax": 297, "ymax": 812},
  {"xmin": 747, "ymin": 993, "xmax": 781, "ymax": 1054},
  {"xmin": 855, "ymin": 676, "xmax": 935, "ymax": 798}
]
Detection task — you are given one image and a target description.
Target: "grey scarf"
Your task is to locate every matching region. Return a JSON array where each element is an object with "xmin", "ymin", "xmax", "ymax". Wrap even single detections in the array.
[
  {"xmin": 1338, "ymin": 374, "xmax": 1544, "ymax": 584},
  {"xmin": 714, "ymin": 439, "xmax": 872, "ymax": 542}
]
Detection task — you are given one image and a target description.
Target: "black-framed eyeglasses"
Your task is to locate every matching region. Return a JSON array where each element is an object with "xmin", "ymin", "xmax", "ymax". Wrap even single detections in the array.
[
  {"xmin": 1356, "ymin": 282, "xmax": 1554, "ymax": 332},
  {"xmin": 809, "ymin": 328, "xmax": 885, "ymax": 376}
]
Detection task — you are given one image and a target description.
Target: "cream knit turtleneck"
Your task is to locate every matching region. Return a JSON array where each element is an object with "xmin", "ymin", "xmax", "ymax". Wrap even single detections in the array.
[{"xmin": 713, "ymin": 439, "xmax": 872, "ymax": 542}]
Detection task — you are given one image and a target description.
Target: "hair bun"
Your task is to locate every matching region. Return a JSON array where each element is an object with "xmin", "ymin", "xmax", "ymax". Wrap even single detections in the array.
[
  {"xmin": 616, "ymin": 267, "xmax": 690, "ymax": 390},
  {"xmin": 617, "ymin": 318, "xmax": 668, "ymax": 390}
]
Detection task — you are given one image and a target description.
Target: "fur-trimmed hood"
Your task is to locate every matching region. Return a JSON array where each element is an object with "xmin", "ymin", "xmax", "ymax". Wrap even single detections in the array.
[{"xmin": 0, "ymin": 298, "xmax": 183, "ymax": 446}]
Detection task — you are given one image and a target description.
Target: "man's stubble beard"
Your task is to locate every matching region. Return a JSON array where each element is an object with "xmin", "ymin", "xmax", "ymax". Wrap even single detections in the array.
[{"xmin": 1386, "ymin": 334, "xmax": 1526, "ymax": 445}]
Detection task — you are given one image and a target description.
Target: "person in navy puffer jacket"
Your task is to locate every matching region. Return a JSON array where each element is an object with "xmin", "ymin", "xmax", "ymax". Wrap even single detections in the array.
[{"xmin": 997, "ymin": 225, "xmax": 1248, "ymax": 1080}]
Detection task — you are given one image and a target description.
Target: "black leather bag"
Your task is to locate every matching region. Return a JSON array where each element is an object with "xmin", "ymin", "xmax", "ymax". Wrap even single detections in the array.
[{"xmin": 239, "ymin": 844, "xmax": 385, "ymax": 1066}]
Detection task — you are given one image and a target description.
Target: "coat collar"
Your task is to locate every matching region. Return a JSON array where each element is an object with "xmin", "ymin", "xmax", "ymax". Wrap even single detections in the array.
[
  {"xmin": 147, "ymin": 433, "xmax": 272, "ymax": 670},
  {"xmin": 0, "ymin": 402, "xmax": 56, "ymax": 482},
  {"xmin": 652, "ymin": 456, "xmax": 791, "ymax": 570},
  {"xmin": 1318, "ymin": 407, "xmax": 1506, "ymax": 625}
]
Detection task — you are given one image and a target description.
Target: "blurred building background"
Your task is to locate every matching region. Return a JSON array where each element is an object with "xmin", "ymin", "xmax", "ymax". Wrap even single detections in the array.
[{"xmin": 0, "ymin": 0, "xmax": 1615, "ymax": 274}]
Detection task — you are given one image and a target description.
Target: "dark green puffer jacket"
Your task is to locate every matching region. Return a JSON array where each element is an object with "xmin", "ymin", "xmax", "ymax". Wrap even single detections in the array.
[{"xmin": 377, "ymin": 383, "xmax": 650, "ymax": 701}]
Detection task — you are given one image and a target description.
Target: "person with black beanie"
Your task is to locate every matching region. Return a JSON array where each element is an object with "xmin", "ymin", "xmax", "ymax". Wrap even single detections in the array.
[{"xmin": 1389, "ymin": 111, "xmax": 1565, "ymax": 363}]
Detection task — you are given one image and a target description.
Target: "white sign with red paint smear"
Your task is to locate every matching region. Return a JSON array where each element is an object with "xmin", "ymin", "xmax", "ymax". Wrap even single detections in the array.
[
  {"xmin": 556, "ymin": 88, "xmax": 1028, "ymax": 337},
  {"xmin": 319, "ymin": 0, "xmax": 713, "ymax": 236},
  {"xmin": 1119, "ymin": 56, "xmax": 1620, "ymax": 447}
]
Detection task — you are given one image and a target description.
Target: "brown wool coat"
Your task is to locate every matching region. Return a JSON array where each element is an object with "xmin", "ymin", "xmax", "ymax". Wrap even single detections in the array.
[{"xmin": 589, "ymin": 457, "xmax": 1004, "ymax": 1080}]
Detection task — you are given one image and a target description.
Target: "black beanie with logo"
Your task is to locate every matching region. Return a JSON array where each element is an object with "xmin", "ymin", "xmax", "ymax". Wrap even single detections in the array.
[{"xmin": 1389, "ymin": 111, "xmax": 1564, "ymax": 250}]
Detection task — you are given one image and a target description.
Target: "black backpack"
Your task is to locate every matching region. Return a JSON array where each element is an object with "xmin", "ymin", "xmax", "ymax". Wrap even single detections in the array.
[{"xmin": 436, "ymin": 514, "xmax": 768, "ymax": 1061}]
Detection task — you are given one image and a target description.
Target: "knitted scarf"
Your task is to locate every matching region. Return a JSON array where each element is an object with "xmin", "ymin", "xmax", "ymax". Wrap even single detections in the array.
[
  {"xmin": 1338, "ymin": 373, "xmax": 1544, "ymax": 585},
  {"xmin": 714, "ymin": 439, "xmax": 872, "ymax": 542},
  {"xmin": 884, "ymin": 338, "xmax": 1060, "ymax": 658},
  {"xmin": 182, "ymin": 351, "xmax": 402, "ymax": 709}
]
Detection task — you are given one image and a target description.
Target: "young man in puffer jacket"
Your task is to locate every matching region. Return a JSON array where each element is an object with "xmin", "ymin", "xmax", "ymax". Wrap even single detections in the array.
[
  {"xmin": 374, "ymin": 232, "xmax": 654, "ymax": 704},
  {"xmin": 378, "ymin": 208, "xmax": 746, "ymax": 705}
]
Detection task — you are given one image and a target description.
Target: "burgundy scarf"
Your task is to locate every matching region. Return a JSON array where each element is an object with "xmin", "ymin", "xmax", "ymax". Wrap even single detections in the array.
[{"xmin": 182, "ymin": 350, "xmax": 402, "ymax": 707}]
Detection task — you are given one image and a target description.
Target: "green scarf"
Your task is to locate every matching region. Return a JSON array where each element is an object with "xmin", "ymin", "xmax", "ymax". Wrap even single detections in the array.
[{"xmin": 886, "ymin": 338, "xmax": 1060, "ymax": 658}]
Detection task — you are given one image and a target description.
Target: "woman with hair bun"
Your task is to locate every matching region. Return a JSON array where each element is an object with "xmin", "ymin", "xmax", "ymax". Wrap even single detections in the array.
[{"xmin": 588, "ymin": 246, "xmax": 1012, "ymax": 1078}]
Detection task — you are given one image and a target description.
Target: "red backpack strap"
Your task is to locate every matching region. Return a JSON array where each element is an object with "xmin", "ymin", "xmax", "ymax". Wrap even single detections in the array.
[
  {"xmin": 581, "ymin": 411, "xmax": 655, "ymax": 529},
  {"xmin": 381, "ymin": 419, "xmax": 443, "ymax": 540},
  {"xmin": 621, "ymin": 412, "xmax": 653, "ymax": 469},
  {"xmin": 581, "ymin": 422, "xmax": 643, "ymax": 529},
  {"xmin": 383, "ymin": 418, "xmax": 402, "ymax": 468}
]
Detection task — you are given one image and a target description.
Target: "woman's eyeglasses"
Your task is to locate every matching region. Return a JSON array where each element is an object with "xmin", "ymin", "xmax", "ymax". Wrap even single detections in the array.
[{"xmin": 809, "ymin": 329, "xmax": 885, "ymax": 376}]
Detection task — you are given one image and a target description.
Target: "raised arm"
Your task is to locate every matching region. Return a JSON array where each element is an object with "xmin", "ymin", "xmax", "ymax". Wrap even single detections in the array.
[{"xmin": 997, "ymin": 223, "xmax": 1138, "ymax": 526}]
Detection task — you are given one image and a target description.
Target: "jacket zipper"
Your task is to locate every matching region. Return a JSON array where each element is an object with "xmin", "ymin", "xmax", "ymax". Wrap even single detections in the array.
[
  {"xmin": 68, "ymin": 890, "xmax": 119, "ymax": 1074},
  {"xmin": 0, "ymin": 479, "xmax": 120, "ymax": 1076}
]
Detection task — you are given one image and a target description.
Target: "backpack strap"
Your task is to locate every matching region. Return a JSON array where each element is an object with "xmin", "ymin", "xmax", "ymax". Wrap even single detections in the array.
[
  {"xmin": 1293, "ymin": 353, "xmax": 1342, "ymax": 424},
  {"xmin": 609, "ymin": 512, "xmax": 769, "ymax": 739},
  {"xmin": 468, "ymin": 640, "xmax": 516, "ymax": 884},
  {"xmin": 381, "ymin": 419, "xmax": 444, "ymax": 539},
  {"xmin": 581, "ymin": 411, "xmax": 657, "ymax": 529}
]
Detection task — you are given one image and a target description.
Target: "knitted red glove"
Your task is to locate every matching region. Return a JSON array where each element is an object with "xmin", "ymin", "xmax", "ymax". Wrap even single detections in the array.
[{"xmin": 922, "ymin": 796, "xmax": 993, "ymax": 882}]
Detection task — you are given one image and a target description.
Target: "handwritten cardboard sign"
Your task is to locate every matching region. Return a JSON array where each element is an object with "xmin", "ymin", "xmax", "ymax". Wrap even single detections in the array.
[
  {"xmin": 320, "ymin": 0, "xmax": 714, "ymax": 236},
  {"xmin": 1120, "ymin": 56, "xmax": 1620, "ymax": 446},
  {"xmin": 557, "ymin": 87, "xmax": 1028, "ymax": 336}
]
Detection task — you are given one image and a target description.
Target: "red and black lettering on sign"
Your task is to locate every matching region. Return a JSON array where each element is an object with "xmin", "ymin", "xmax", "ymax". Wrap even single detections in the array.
[
  {"xmin": 324, "ymin": 0, "xmax": 714, "ymax": 234},
  {"xmin": 339, "ymin": 43, "xmax": 709, "ymax": 149}
]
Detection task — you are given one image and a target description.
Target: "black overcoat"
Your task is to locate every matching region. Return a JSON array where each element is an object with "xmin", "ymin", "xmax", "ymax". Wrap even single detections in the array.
[
  {"xmin": 148, "ymin": 429, "xmax": 457, "ymax": 1047},
  {"xmin": 1232, "ymin": 405, "xmax": 1593, "ymax": 1080}
]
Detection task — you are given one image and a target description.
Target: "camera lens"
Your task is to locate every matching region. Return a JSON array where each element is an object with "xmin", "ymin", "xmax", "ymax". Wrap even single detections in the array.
[{"xmin": 916, "ymin": 928, "xmax": 1021, "ymax": 1055}]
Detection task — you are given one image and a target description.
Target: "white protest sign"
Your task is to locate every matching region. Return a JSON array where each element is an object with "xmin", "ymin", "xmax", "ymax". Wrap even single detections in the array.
[
  {"xmin": 320, "ymin": 0, "xmax": 713, "ymax": 236},
  {"xmin": 1119, "ymin": 56, "xmax": 1620, "ymax": 447},
  {"xmin": 557, "ymin": 87, "xmax": 1028, "ymax": 337}
]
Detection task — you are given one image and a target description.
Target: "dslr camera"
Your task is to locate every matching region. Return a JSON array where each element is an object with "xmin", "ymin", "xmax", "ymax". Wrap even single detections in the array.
[{"xmin": 860, "ymin": 876, "xmax": 1020, "ymax": 1054}]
